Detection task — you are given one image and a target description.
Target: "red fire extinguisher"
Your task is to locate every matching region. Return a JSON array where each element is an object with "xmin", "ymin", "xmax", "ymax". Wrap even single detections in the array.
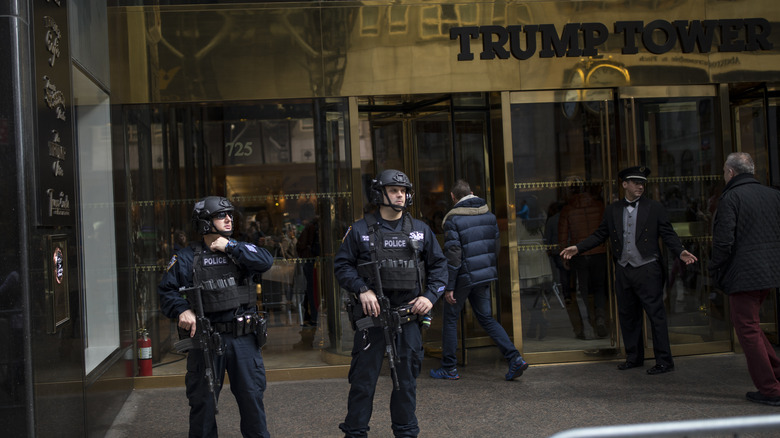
[{"xmin": 138, "ymin": 329, "xmax": 153, "ymax": 376}]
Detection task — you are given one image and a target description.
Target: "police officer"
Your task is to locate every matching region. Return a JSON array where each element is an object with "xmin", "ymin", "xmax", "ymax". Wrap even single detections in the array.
[
  {"xmin": 158, "ymin": 196, "xmax": 274, "ymax": 437},
  {"xmin": 335, "ymin": 170, "xmax": 447, "ymax": 438}
]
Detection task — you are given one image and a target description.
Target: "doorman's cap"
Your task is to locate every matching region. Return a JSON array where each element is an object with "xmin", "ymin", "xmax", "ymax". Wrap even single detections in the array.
[{"xmin": 618, "ymin": 166, "xmax": 651, "ymax": 181}]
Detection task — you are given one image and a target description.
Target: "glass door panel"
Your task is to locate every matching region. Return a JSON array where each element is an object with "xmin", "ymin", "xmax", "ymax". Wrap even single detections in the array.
[
  {"xmin": 369, "ymin": 119, "xmax": 405, "ymax": 179},
  {"xmin": 619, "ymin": 86, "xmax": 731, "ymax": 355},
  {"xmin": 509, "ymin": 90, "xmax": 619, "ymax": 359},
  {"xmin": 413, "ymin": 112, "xmax": 453, "ymax": 234},
  {"xmin": 357, "ymin": 95, "xmax": 494, "ymax": 363},
  {"xmin": 732, "ymin": 90, "xmax": 780, "ymax": 184}
]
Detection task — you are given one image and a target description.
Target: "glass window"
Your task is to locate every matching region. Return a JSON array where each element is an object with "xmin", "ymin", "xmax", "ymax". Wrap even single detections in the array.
[
  {"xmin": 74, "ymin": 67, "xmax": 119, "ymax": 373},
  {"xmin": 121, "ymin": 98, "xmax": 352, "ymax": 375}
]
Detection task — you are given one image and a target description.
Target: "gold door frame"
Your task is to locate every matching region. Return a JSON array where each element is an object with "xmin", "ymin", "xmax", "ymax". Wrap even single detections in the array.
[{"xmin": 618, "ymin": 85, "xmax": 733, "ymax": 358}]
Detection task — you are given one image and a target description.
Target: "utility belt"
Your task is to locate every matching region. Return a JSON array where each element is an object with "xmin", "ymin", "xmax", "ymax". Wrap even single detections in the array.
[
  {"xmin": 213, "ymin": 311, "xmax": 267, "ymax": 336},
  {"xmin": 178, "ymin": 310, "xmax": 268, "ymax": 349}
]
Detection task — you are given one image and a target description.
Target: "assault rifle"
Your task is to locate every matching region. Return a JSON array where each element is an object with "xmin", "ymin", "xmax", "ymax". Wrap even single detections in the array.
[
  {"xmin": 174, "ymin": 285, "xmax": 223, "ymax": 414},
  {"xmin": 369, "ymin": 257, "xmax": 402, "ymax": 391},
  {"xmin": 355, "ymin": 225, "xmax": 403, "ymax": 391}
]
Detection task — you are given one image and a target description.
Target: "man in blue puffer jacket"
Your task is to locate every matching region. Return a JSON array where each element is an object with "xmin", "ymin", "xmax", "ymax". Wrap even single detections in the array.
[{"xmin": 430, "ymin": 180, "xmax": 529, "ymax": 381}]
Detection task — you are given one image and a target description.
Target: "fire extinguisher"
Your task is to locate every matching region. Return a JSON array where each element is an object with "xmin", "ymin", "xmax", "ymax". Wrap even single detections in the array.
[{"xmin": 138, "ymin": 329, "xmax": 153, "ymax": 376}]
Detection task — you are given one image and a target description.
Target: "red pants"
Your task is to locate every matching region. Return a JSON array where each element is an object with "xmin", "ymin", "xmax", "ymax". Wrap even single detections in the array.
[{"xmin": 729, "ymin": 289, "xmax": 780, "ymax": 397}]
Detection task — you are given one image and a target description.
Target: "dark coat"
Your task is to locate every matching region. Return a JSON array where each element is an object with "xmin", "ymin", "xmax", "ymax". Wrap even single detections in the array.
[
  {"xmin": 334, "ymin": 212, "xmax": 447, "ymax": 307},
  {"xmin": 559, "ymin": 192, "xmax": 606, "ymax": 255},
  {"xmin": 708, "ymin": 174, "xmax": 780, "ymax": 294},
  {"xmin": 442, "ymin": 195, "xmax": 499, "ymax": 292},
  {"xmin": 157, "ymin": 240, "xmax": 274, "ymax": 322},
  {"xmin": 576, "ymin": 196, "xmax": 685, "ymax": 263}
]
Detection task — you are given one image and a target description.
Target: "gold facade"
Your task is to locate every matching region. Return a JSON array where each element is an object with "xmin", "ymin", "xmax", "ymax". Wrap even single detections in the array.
[
  {"xmin": 109, "ymin": 0, "xmax": 780, "ymax": 104},
  {"xmin": 109, "ymin": 0, "xmax": 780, "ymax": 379}
]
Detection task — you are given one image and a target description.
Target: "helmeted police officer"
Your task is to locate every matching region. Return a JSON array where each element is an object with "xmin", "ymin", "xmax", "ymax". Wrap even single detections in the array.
[
  {"xmin": 158, "ymin": 196, "xmax": 274, "ymax": 437},
  {"xmin": 335, "ymin": 169, "xmax": 448, "ymax": 438}
]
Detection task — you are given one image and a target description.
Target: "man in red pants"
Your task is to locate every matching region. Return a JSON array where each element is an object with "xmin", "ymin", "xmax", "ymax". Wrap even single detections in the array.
[{"xmin": 710, "ymin": 152, "xmax": 780, "ymax": 406}]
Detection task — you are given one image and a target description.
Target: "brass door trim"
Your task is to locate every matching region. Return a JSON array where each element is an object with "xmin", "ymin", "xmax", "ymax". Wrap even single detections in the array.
[
  {"xmin": 509, "ymin": 89, "xmax": 614, "ymax": 104},
  {"xmin": 498, "ymin": 91, "xmax": 523, "ymax": 352},
  {"xmin": 620, "ymin": 85, "xmax": 717, "ymax": 99},
  {"xmin": 348, "ymin": 97, "xmax": 363, "ymax": 223}
]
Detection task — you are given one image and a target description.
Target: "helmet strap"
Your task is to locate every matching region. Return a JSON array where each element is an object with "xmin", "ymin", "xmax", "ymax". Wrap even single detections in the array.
[
  {"xmin": 209, "ymin": 219, "xmax": 234, "ymax": 237},
  {"xmin": 380, "ymin": 187, "xmax": 406, "ymax": 212}
]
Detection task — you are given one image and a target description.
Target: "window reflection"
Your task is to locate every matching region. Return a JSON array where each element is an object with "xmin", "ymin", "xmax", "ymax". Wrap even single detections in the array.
[
  {"xmin": 122, "ymin": 99, "xmax": 351, "ymax": 375},
  {"xmin": 510, "ymin": 88, "xmax": 732, "ymax": 358},
  {"xmin": 626, "ymin": 95, "xmax": 729, "ymax": 346}
]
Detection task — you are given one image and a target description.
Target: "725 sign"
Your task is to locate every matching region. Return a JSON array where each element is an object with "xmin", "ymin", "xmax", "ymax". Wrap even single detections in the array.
[{"xmin": 225, "ymin": 141, "xmax": 254, "ymax": 158}]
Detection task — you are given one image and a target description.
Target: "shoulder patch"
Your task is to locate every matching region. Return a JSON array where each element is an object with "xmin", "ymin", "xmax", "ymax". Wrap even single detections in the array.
[
  {"xmin": 245, "ymin": 243, "xmax": 258, "ymax": 253},
  {"xmin": 166, "ymin": 255, "xmax": 178, "ymax": 272}
]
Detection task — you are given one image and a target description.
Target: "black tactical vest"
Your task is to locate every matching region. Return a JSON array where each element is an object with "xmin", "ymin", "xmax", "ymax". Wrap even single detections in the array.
[
  {"xmin": 358, "ymin": 213, "xmax": 423, "ymax": 293},
  {"xmin": 192, "ymin": 242, "xmax": 255, "ymax": 313}
]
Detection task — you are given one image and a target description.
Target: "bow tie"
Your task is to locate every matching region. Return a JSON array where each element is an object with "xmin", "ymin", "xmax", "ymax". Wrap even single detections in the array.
[{"xmin": 626, "ymin": 200, "xmax": 637, "ymax": 208}]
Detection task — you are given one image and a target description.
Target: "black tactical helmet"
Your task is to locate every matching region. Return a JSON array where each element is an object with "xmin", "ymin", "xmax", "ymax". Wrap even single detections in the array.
[
  {"xmin": 192, "ymin": 196, "xmax": 234, "ymax": 235},
  {"xmin": 370, "ymin": 169, "xmax": 414, "ymax": 211}
]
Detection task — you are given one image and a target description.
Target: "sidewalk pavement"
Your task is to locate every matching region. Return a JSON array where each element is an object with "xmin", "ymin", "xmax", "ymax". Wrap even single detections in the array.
[{"xmin": 107, "ymin": 353, "xmax": 780, "ymax": 437}]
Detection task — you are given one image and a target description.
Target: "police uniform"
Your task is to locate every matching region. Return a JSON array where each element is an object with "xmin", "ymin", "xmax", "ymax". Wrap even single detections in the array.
[
  {"xmin": 334, "ymin": 212, "xmax": 447, "ymax": 438},
  {"xmin": 158, "ymin": 238, "xmax": 274, "ymax": 437}
]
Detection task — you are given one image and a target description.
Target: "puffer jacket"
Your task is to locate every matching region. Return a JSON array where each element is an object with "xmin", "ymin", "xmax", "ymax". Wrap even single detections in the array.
[
  {"xmin": 442, "ymin": 195, "xmax": 499, "ymax": 291},
  {"xmin": 709, "ymin": 173, "xmax": 780, "ymax": 294},
  {"xmin": 558, "ymin": 192, "xmax": 606, "ymax": 255}
]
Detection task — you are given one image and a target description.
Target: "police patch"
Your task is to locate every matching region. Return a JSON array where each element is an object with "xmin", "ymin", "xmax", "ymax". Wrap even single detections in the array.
[
  {"xmin": 245, "ymin": 243, "xmax": 258, "ymax": 253},
  {"xmin": 410, "ymin": 231, "xmax": 424, "ymax": 241},
  {"xmin": 383, "ymin": 237, "xmax": 406, "ymax": 248},
  {"xmin": 203, "ymin": 255, "xmax": 229, "ymax": 266},
  {"xmin": 166, "ymin": 255, "xmax": 178, "ymax": 272}
]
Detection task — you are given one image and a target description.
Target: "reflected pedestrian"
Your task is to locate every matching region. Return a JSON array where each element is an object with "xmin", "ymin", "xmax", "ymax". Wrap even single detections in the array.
[{"xmin": 558, "ymin": 177, "xmax": 609, "ymax": 338}]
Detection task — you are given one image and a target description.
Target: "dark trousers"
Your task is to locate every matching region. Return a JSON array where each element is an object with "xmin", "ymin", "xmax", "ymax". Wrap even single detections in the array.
[
  {"xmin": 440, "ymin": 283, "xmax": 519, "ymax": 369},
  {"xmin": 186, "ymin": 332, "xmax": 269, "ymax": 438},
  {"xmin": 614, "ymin": 262, "xmax": 673, "ymax": 367},
  {"xmin": 340, "ymin": 323, "xmax": 423, "ymax": 437},
  {"xmin": 729, "ymin": 289, "xmax": 780, "ymax": 397},
  {"xmin": 571, "ymin": 253, "xmax": 609, "ymax": 321},
  {"xmin": 302, "ymin": 261, "xmax": 318, "ymax": 323}
]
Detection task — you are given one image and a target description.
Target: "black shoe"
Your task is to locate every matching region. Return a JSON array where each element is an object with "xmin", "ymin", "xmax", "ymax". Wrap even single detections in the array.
[
  {"xmin": 746, "ymin": 391, "xmax": 780, "ymax": 406},
  {"xmin": 617, "ymin": 361, "xmax": 643, "ymax": 370},
  {"xmin": 646, "ymin": 364, "xmax": 674, "ymax": 375},
  {"xmin": 596, "ymin": 321, "xmax": 608, "ymax": 338}
]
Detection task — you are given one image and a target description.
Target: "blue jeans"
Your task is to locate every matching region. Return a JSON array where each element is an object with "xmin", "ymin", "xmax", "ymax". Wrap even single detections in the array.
[{"xmin": 440, "ymin": 283, "xmax": 519, "ymax": 369}]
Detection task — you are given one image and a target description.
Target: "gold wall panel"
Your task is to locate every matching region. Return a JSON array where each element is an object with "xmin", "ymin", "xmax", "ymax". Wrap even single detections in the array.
[{"xmin": 109, "ymin": 0, "xmax": 780, "ymax": 104}]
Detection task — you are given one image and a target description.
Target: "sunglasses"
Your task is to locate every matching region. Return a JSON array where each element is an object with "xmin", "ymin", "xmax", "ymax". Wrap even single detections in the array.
[{"xmin": 214, "ymin": 212, "xmax": 233, "ymax": 220}]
